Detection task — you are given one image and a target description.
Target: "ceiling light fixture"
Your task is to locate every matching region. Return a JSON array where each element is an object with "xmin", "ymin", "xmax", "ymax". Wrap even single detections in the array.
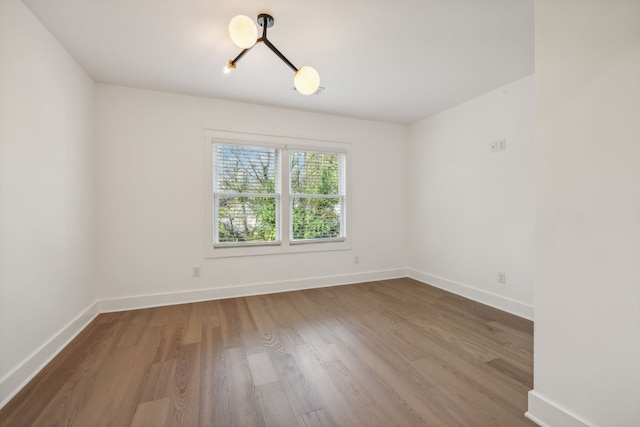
[{"xmin": 224, "ymin": 13, "xmax": 320, "ymax": 95}]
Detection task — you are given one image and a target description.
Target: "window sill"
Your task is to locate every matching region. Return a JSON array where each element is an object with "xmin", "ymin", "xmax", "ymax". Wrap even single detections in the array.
[{"xmin": 205, "ymin": 239, "xmax": 351, "ymax": 259}]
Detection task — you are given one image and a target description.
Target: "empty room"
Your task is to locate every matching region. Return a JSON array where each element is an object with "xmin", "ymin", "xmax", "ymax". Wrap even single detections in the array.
[{"xmin": 1, "ymin": 0, "xmax": 638, "ymax": 426}]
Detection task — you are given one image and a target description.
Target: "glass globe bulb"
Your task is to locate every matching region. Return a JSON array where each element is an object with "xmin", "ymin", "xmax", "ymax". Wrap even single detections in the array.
[
  {"xmin": 229, "ymin": 15, "xmax": 257, "ymax": 49},
  {"xmin": 294, "ymin": 66, "xmax": 320, "ymax": 95}
]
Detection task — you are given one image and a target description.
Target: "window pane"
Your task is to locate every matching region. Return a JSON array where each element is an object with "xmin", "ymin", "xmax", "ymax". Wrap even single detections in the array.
[
  {"xmin": 290, "ymin": 151, "xmax": 339, "ymax": 195},
  {"xmin": 217, "ymin": 145, "xmax": 278, "ymax": 193},
  {"xmin": 217, "ymin": 196, "xmax": 277, "ymax": 243},
  {"xmin": 292, "ymin": 197, "xmax": 341, "ymax": 240}
]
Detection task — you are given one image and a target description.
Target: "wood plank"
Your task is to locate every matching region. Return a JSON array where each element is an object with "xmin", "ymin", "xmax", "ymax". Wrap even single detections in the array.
[
  {"xmin": 0, "ymin": 320, "xmax": 121, "ymax": 426},
  {"xmin": 140, "ymin": 359, "xmax": 178, "ymax": 402},
  {"xmin": 326, "ymin": 342, "xmax": 427, "ymax": 426},
  {"xmin": 130, "ymin": 398, "xmax": 171, "ymax": 427},
  {"xmin": 255, "ymin": 381, "xmax": 299, "ymax": 426},
  {"xmin": 166, "ymin": 343, "xmax": 201, "ymax": 427},
  {"xmin": 200, "ymin": 300, "xmax": 221, "ymax": 328},
  {"xmin": 296, "ymin": 409, "xmax": 333, "ymax": 427},
  {"xmin": 0, "ymin": 278, "xmax": 534, "ymax": 427},
  {"xmin": 247, "ymin": 352, "xmax": 279, "ymax": 386},
  {"xmin": 331, "ymin": 325, "xmax": 453, "ymax": 424},
  {"xmin": 269, "ymin": 352, "xmax": 323, "ymax": 416},
  {"xmin": 291, "ymin": 345, "xmax": 364, "ymax": 426},
  {"xmin": 199, "ymin": 326, "xmax": 227, "ymax": 426},
  {"xmin": 224, "ymin": 346, "xmax": 263, "ymax": 426},
  {"xmin": 181, "ymin": 304, "xmax": 202, "ymax": 345},
  {"xmin": 321, "ymin": 360, "xmax": 391, "ymax": 426},
  {"xmin": 68, "ymin": 325, "xmax": 162, "ymax": 427}
]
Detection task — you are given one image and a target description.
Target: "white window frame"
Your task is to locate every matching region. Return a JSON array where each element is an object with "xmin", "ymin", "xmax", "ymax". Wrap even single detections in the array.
[
  {"xmin": 213, "ymin": 144, "xmax": 282, "ymax": 247},
  {"xmin": 289, "ymin": 148, "xmax": 347, "ymax": 245},
  {"xmin": 204, "ymin": 129, "xmax": 351, "ymax": 258}
]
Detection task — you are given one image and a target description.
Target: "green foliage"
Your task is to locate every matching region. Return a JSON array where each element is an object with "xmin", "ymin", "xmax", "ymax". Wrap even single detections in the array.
[
  {"xmin": 292, "ymin": 197, "xmax": 340, "ymax": 240},
  {"xmin": 217, "ymin": 145, "xmax": 278, "ymax": 243},
  {"xmin": 217, "ymin": 196, "xmax": 276, "ymax": 243},
  {"xmin": 216, "ymin": 146, "xmax": 342, "ymax": 243},
  {"xmin": 290, "ymin": 151, "xmax": 341, "ymax": 240}
]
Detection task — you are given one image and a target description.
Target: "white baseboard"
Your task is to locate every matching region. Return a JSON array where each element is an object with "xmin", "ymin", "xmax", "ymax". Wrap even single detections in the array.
[
  {"xmin": 408, "ymin": 268, "xmax": 534, "ymax": 320},
  {"xmin": 526, "ymin": 390, "xmax": 590, "ymax": 427},
  {"xmin": 1, "ymin": 269, "xmax": 406, "ymax": 411},
  {"xmin": 2, "ymin": 267, "xmax": 535, "ymax": 412},
  {"xmin": 98, "ymin": 268, "xmax": 408, "ymax": 313},
  {"xmin": 0, "ymin": 301, "xmax": 100, "ymax": 409}
]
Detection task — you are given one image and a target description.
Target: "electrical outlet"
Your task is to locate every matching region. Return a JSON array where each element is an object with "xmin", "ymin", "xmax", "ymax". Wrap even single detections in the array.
[
  {"xmin": 497, "ymin": 139, "xmax": 506, "ymax": 151},
  {"xmin": 193, "ymin": 265, "xmax": 201, "ymax": 277},
  {"xmin": 490, "ymin": 141, "xmax": 498, "ymax": 153},
  {"xmin": 497, "ymin": 271, "xmax": 506, "ymax": 284}
]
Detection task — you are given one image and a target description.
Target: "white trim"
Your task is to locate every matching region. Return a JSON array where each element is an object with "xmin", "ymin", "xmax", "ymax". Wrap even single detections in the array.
[
  {"xmin": 206, "ymin": 238, "xmax": 351, "ymax": 258},
  {"xmin": 202, "ymin": 128, "xmax": 354, "ymax": 148},
  {"xmin": 0, "ymin": 301, "xmax": 100, "ymax": 409},
  {"xmin": 408, "ymin": 268, "xmax": 534, "ymax": 320},
  {"xmin": 2, "ymin": 270, "xmax": 407, "ymax": 410},
  {"xmin": 526, "ymin": 390, "xmax": 590, "ymax": 427},
  {"xmin": 2, "ymin": 268, "xmax": 540, "ymax": 411},
  {"xmin": 98, "ymin": 268, "xmax": 408, "ymax": 313}
]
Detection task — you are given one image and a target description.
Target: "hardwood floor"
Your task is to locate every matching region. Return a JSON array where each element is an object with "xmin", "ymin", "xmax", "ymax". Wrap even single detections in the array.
[{"xmin": 0, "ymin": 278, "xmax": 536, "ymax": 426}]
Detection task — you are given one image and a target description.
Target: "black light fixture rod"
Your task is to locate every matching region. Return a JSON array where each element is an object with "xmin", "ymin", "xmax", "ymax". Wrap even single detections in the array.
[
  {"xmin": 228, "ymin": 13, "xmax": 299, "ymax": 73},
  {"xmin": 261, "ymin": 38, "xmax": 298, "ymax": 73},
  {"xmin": 230, "ymin": 47, "xmax": 252, "ymax": 67},
  {"xmin": 261, "ymin": 17, "xmax": 268, "ymax": 39}
]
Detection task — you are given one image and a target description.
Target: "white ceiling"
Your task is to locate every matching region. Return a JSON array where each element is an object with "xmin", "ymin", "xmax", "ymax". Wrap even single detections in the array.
[{"xmin": 23, "ymin": 0, "xmax": 533, "ymax": 124}]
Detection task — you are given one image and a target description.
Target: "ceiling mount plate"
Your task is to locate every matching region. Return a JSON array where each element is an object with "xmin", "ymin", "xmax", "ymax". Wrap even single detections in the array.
[{"xmin": 257, "ymin": 14, "xmax": 274, "ymax": 28}]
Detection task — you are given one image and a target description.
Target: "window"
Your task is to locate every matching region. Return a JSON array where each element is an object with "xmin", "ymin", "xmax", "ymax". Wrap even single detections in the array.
[
  {"xmin": 214, "ymin": 145, "xmax": 280, "ymax": 245},
  {"xmin": 290, "ymin": 150, "xmax": 345, "ymax": 242},
  {"xmin": 205, "ymin": 130, "xmax": 350, "ymax": 258}
]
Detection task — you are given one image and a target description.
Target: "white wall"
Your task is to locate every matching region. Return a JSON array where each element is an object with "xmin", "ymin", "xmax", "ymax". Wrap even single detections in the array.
[
  {"xmin": 528, "ymin": 1, "xmax": 640, "ymax": 426},
  {"xmin": 0, "ymin": 0, "xmax": 539, "ymax": 413},
  {"xmin": 0, "ymin": 0, "xmax": 97, "ymax": 406},
  {"xmin": 95, "ymin": 85, "xmax": 408, "ymax": 307},
  {"xmin": 407, "ymin": 76, "xmax": 535, "ymax": 319}
]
